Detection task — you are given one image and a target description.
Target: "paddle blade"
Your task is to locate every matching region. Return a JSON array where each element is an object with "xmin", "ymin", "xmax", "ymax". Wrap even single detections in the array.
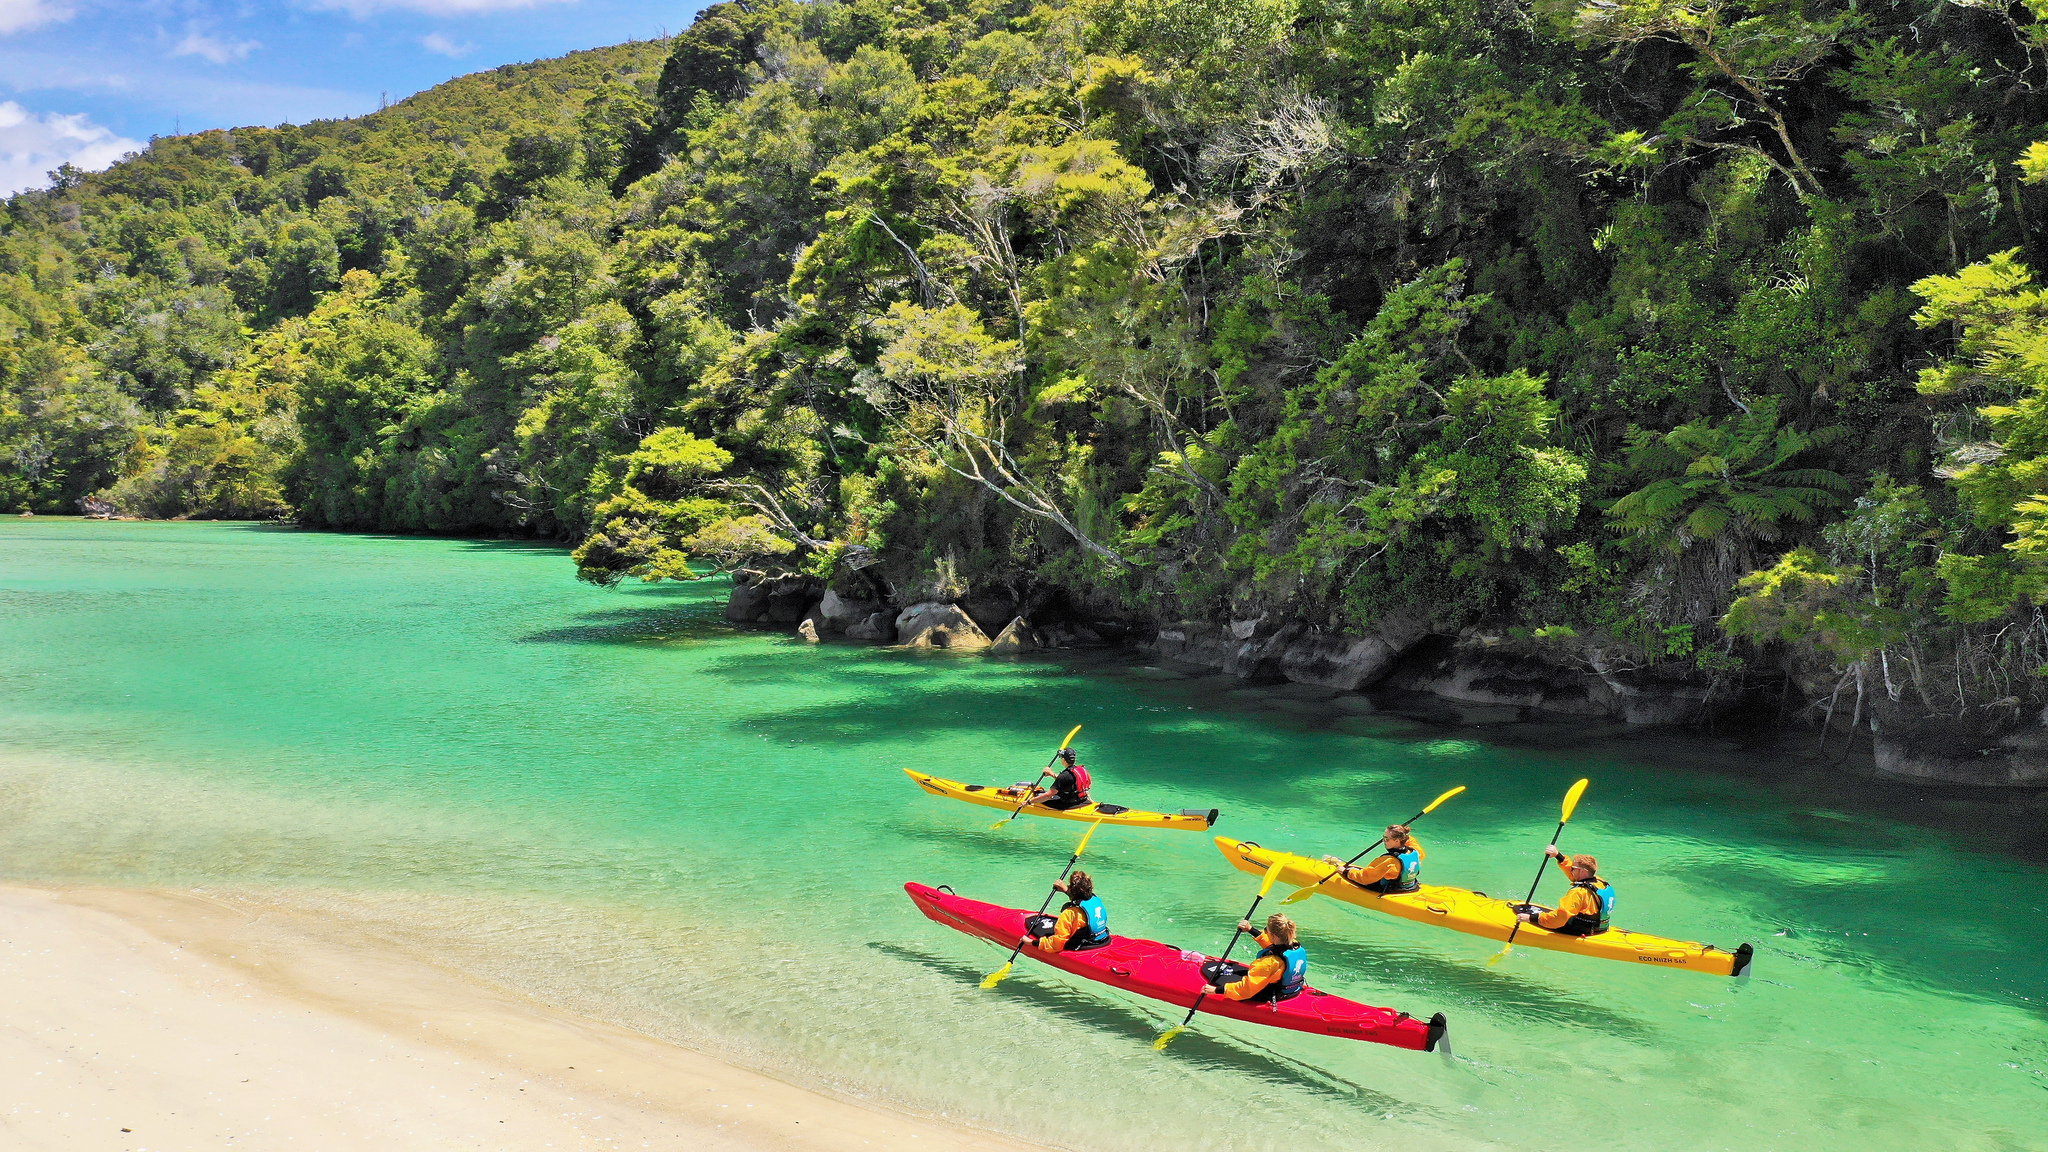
[
  {"xmin": 1073, "ymin": 819, "xmax": 1104, "ymax": 855},
  {"xmin": 1279, "ymin": 884, "xmax": 1322, "ymax": 905},
  {"xmin": 1059, "ymin": 724, "xmax": 1083, "ymax": 750},
  {"xmin": 1484, "ymin": 944, "xmax": 1511, "ymax": 967},
  {"xmin": 1257, "ymin": 858, "xmax": 1288, "ymax": 897},
  {"xmin": 988, "ymin": 818, "xmax": 1014, "ymax": 831},
  {"xmin": 980, "ymin": 962, "xmax": 1013, "ymax": 989},
  {"xmin": 1560, "ymin": 778, "xmax": 1590, "ymax": 823},
  {"xmin": 1423, "ymin": 785, "xmax": 1467, "ymax": 814},
  {"xmin": 1152, "ymin": 1025, "xmax": 1186, "ymax": 1051}
]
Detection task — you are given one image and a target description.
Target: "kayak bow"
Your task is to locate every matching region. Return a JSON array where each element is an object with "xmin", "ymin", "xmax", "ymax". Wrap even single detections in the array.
[
  {"xmin": 905, "ymin": 882, "xmax": 1445, "ymax": 1052},
  {"xmin": 906, "ymin": 770, "xmax": 1219, "ymax": 830},
  {"xmin": 1217, "ymin": 837, "xmax": 1753, "ymax": 978}
]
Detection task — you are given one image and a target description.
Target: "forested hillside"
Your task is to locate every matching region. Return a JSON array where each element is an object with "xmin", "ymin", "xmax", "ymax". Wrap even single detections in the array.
[{"xmin": 11, "ymin": 0, "xmax": 2048, "ymax": 752}]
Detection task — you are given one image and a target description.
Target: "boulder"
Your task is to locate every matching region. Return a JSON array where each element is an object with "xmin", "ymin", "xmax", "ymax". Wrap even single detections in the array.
[
  {"xmin": 1273, "ymin": 611, "xmax": 1436, "ymax": 691},
  {"xmin": 723, "ymin": 572, "xmax": 771, "ymax": 623},
  {"xmin": 796, "ymin": 618, "xmax": 822, "ymax": 643},
  {"xmin": 817, "ymin": 588, "xmax": 882, "ymax": 634},
  {"xmin": 760, "ymin": 574, "xmax": 826, "ymax": 624},
  {"xmin": 845, "ymin": 611, "xmax": 898, "ymax": 643},
  {"xmin": 990, "ymin": 617, "xmax": 1039, "ymax": 653},
  {"xmin": 895, "ymin": 601, "xmax": 993, "ymax": 650},
  {"xmin": 799, "ymin": 603, "xmax": 830, "ymax": 639}
]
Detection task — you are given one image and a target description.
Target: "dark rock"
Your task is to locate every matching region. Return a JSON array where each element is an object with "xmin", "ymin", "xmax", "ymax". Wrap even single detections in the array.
[
  {"xmin": 955, "ymin": 589, "xmax": 1020, "ymax": 636},
  {"xmin": 845, "ymin": 611, "xmax": 897, "ymax": 643},
  {"xmin": 761, "ymin": 574, "xmax": 826, "ymax": 624},
  {"xmin": 723, "ymin": 571, "xmax": 770, "ymax": 623}
]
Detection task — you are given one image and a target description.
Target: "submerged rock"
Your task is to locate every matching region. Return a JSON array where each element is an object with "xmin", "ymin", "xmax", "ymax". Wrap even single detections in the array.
[
  {"xmin": 895, "ymin": 602, "xmax": 992, "ymax": 649},
  {"xmin": 796, "ymin": 618, "xmax": 821, "ymax": 643}
]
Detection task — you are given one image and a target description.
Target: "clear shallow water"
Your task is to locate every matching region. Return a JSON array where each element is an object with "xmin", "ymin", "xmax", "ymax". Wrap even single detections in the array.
[{"xmin": 2, "ymin": 520, "xmax": 2044, "ymax": 1152}]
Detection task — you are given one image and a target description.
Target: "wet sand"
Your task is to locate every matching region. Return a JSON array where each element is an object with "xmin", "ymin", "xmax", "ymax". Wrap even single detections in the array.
[{"xmin": 0, "ymin": 884, "xmax": 1038, "ymax": 1151}]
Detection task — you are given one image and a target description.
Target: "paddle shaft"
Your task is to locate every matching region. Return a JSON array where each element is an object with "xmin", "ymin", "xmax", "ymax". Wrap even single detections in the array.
[
  {"xmin": 1338, "ymin": 801, "xmax": 1437, "ymax": 869},
  {"xmin": 1501, "ymin": 819, "xmax": 1570, "ymax": 949},
  {"xmin": 1171, "ymin": 890, "xmax": 1271, "ymax": 1030},
  {"xmin": 994, "ymin": 848, "xmax": 1089, "ymax": 970},
  {"xmin": 996, "ymin": 726, "xmax": 1082, "ymax": 827},
  {"xmin": 1299, "ymin": 798, "xmax": 1451, "ymax": 898}
]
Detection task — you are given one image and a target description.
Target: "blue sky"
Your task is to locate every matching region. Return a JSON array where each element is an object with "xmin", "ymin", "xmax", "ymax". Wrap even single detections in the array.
[{"xmin": 0, "ymin": 0, "xmax": 709, "ymax": 195}]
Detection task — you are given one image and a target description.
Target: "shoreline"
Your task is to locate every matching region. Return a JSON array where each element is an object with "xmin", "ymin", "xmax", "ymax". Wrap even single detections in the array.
[{"xmin": 0, "ymin": 883, "xmax": 1043, "ymax": 1152}]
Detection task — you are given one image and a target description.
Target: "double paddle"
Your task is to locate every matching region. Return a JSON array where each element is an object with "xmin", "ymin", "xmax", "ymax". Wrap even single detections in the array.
[
  {"xmin": 990, "ymin": 724, "xmax": 1084, "ymax": 830},
  {"xmin": 980, "ymin": 819, "xmax": 1106, "ymax": 989},
  {"xmin": 1152, "ymin": 858, "xmax": 1287, "ymax": 1051},
  {"xmin": 1488, "ymin": 777, "xmax": 1590, "ymax": 965},
  {"xmin": 1279, "ymin": 784, "xmax": 1467, "ymax": 905}
]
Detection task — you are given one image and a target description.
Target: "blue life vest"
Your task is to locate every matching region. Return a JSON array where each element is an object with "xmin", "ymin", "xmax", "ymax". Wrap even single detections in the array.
[
  {"xmin": 1071, "ymin": 895, "xmax": 1110, "ymax": 947},
  {"xmin": 1254, "ymin": 941, "xmax": 1307, "ymax": 1002},
  {"xmin": 1362, "ymin": 846, "xmax": 1422, "ymax": 894},
  {"xmin": 1561, "ymin": 878, "xmax": 1613, "ymax": 936}
]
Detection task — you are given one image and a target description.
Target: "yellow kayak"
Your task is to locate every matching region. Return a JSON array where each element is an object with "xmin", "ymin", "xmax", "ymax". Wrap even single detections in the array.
[
  {"xmin": 905, "ymin": 770, "xmax": 1219, "ymax": 830},
  {"xmin": 1216, "ymin": 837, "xmax": 1752, "ymax": 977}
]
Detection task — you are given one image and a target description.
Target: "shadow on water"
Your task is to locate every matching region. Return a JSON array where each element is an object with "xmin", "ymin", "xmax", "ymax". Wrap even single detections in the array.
[
  {"xmin": 1298, "ymin": 933, "xmax": 1656, "ymax": 1040},
  {"xmin": 517, "ymin": 605, "xmax": 740, "ymax": 645},
  {"xmin": 866, "ymin": 941, "xmax": 1422, "ymax": 1112}
]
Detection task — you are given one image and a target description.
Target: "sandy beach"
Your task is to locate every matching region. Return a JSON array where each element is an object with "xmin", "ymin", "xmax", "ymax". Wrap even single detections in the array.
[{"xmin": 0, "ymin": 884, "xmax": 1039, "ymax": 1152}]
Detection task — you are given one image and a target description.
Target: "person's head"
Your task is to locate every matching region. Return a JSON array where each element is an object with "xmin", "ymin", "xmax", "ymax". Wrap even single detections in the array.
[
  {"xmin": 1264, "ymin": 913, "xmax": 1298, "ymax": 948},
  {"xmin": 1066, "ymin": 870, "xmax": 1094, "ymax": 901},
  {"xmin": 1383, "ymin": 824, "xmax": 1413, "ymax": 849},
  {"xmin": 1568, "ymin": 854, "xmax": 1597, "ymax": 880},
  {"xmin": 1057, "ymin": 748, "xmax": 1077, "ymax": 767}
]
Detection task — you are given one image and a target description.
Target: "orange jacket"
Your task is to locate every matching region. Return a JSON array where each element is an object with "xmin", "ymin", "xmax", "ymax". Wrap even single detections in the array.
[
  {"xmin": 1223, "ymin": 932, "xmax": 1284, "ymax": 1000},
  {"xmin": 1535, "ymin": 856, "xmax": 1603, "ymax": 930},
  {"xmin": 1036, "ymin": 906, "xmax": 1087, "ymax": 953},
  {"xmin": 1344, "ymin": 841, "xmax": 1424, "ymax": 887}
]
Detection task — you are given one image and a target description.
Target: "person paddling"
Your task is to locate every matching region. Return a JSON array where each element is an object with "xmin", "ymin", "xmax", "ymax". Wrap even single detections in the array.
[
  {"xmin": 1029, "ymin": 748, "xmax": 1092, "ymax": 811},
  {"xmin": 1205, "ymin": 913, "xmax": 1307, "ymax": 1004},
  {"xmin": 1320, "ymin": 824, "xmax": 1423, "ymax": 894},
  {"xmin": 1025, "ymin": 869, "xmax": 1111, "ymax": 953},
  {"xmin": 1514, "ymin": 848, "xmax": 1614, "ymax": 936}
]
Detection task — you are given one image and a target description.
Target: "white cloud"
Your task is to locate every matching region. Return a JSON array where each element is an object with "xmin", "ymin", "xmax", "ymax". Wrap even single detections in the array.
[
  {"xmin": 0, "ymin": 101, "xmax": 142, "ymax": 196},
  {"xmin": 310, "ymin": 0, "xmax": 577, "ymax": 16},
  {"xmin": 173, "ymin": 26, "xmax": 261, "ymax": 65},
  {"xmin": 419, "ymin": 31, "xmax": 471, "ymax": 57},
  {"xmin": 0, "ymin": 0, "xmax": 74, "ymax": 35}
]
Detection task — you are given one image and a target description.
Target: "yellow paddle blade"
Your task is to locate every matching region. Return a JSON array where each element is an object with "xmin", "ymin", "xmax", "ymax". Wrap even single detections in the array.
[
  {"xmin": 1152, "ymin": 1025, "xmax": 1186, "ymax": 1051},
  {"xmin": 1279, "ymin": 884, "xmax": 1321, "ymax": 905},
  {"xmin": 980, "ymin": 962, "xmax": 1013, "ymax": 989},
  {"xmin": 1073, "ymin": 819, "xmax": 1104, "ymax": 856},
  {"xmin": 1485, "ymin": 944, "xmax": 1511, "ymax": 967},
  {"xmin": 988, "ymin": 818, "xmax": 1015, "ymax": 830},
  {"xmin": 1257, "ymin": 858, "xmax": 1288, "ymax": 897},
  {"xmin": 1059, "ymin": 724, "xmax": 1083, "ymax": 750},
  {"xmin": 1560, "ymin": 778, "xmax": 1590, "ymax": 823},
  {"xmin": 1423, "ymin": 785, "xmax": 1467, "ymax": 814}
]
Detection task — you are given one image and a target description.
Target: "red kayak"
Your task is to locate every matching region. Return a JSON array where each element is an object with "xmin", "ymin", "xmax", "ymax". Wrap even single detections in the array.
[{"xmin": 905, "ymin": 882, "xmax": 1446, "ymax": 1053}]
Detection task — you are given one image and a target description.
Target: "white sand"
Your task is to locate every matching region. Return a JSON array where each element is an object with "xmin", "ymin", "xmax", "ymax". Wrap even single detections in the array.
[{"xmin": 0, "ymin": 885, "xmax": 1037, "ymax": 1151}]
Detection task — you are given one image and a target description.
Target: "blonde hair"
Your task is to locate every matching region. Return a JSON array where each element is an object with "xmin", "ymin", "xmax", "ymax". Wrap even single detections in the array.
[
  {"xmin": 1384, "ymin": 824, "xmax": 1413, "ymax": 847},
  {"xmin": 1264, "ymin": 913, "xmax": 1298, "ymax": 947}
]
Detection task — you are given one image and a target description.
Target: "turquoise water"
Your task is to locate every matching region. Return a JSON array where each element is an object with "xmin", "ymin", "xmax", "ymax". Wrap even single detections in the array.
[{"xmin": 1, "ymin": 520, "xmax": 2043, "ymax": 1151}]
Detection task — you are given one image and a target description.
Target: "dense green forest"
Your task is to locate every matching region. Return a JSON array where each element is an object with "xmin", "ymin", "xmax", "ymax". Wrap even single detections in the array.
[{"xmin": 11, "ymin": 0, "xmax": 2048, "ymax": 734}]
